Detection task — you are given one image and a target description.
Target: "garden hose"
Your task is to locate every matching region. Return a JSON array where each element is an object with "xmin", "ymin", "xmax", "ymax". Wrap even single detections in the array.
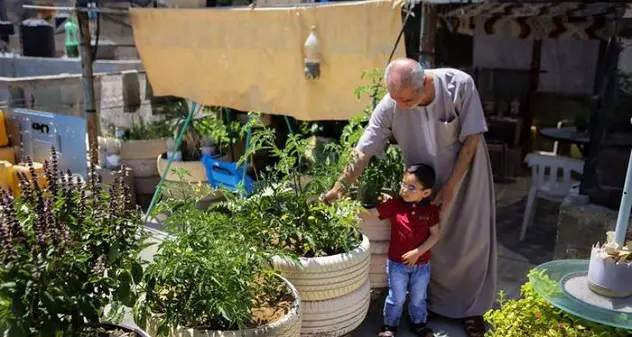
[{"xmin": 144, "ymin": 101, "xmax": 198, "ymax": 223}]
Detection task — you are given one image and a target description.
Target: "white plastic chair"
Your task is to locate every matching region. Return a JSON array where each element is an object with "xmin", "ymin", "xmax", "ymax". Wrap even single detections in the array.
[
  {"xmin": 537, "ymin": 119, "xmax": 568, "ymax": 156},
  {"xmin": 520, "ymin": 153, "xmax": 584, "ymax": 241}
]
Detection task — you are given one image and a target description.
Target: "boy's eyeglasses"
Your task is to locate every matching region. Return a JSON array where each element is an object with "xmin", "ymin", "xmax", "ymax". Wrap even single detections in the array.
[{"xmin": 400, "ymin": 181, "xmax": 419, "ymax": 193}]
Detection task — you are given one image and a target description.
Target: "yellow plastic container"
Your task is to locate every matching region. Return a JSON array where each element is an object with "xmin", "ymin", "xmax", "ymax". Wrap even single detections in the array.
[
  {"xmin": 12, "ymin": 162, "xmax": 47, "ymax": 197},
  {"xmin": 0, "ymin": 110, "xmax": 9, "ymax": 147},
  {"xmin": 0, "ymin": 146, "xmax": 15, "ymax": 164},
  {"xmin": 0, "ymin": 161, "xmax": 13, "ymax": 192}
]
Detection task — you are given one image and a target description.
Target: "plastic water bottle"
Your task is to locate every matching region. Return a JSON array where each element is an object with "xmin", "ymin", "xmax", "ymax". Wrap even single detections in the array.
[{"xmin": 64, "ymin": 17, "xmax": 79, "ymax": 58}]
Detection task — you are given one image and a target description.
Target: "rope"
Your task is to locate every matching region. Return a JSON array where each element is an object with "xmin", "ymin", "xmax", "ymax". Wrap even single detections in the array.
[{"xmin": 144, "ymin": 101, "xmax": 197, "ymax": 222}]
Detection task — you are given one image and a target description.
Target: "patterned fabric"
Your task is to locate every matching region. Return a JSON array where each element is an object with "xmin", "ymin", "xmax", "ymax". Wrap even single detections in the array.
[{"xmin": 439, "ymin": 2, "xmax": 632, "ymax": 40}]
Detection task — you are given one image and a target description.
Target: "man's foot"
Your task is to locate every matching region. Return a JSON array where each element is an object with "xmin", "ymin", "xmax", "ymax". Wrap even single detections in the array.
[
  {"xmin": 462, "ymin": 316, "xmax": 486, "ymax": 337},
  {"xmin": 410, "ymin": 323, "xmax": 434, "ymax": 337},
  {"xmin": 378, "ymin": 325, "xmax": 397, "ymax": 337}
]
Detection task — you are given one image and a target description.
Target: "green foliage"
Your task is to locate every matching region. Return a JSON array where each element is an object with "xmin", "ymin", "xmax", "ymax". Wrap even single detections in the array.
[
  {"xmin": 134, "ymin": 184, "xmax": 289, "ymax": 335},
  {"xmin": 0, "ymin": 149, "xmax": 147, "ymax": 336},
  {"xmin": 485, "ymin": 269, "xmax": 630, "ymax": 337},
  {"xmin": 125, "ymin": 119, "xmax": 172, "ymax": 141},
  {"xmin": 235, "ymin": 118, "xmax": 363, "ymax": 257}
]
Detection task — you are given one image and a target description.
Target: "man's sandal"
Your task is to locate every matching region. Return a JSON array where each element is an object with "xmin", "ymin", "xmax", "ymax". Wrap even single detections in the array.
[
  {"xmin": 411, "ymin": 323, "xmax": 435, "ymax": 337},
  {"xmin": 463, "ymin": 316, "xmax": 486, "ymax": 337}
]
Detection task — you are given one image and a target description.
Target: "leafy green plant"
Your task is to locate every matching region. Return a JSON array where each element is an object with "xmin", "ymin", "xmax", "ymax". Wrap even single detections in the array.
[
  {"xmin": 235, "ymin": 116, "xmax": 363, "ymax": 257},
  {"xmin": 125, "ymin": 119, "xmax": 172, "ymax": 141},
  {"xmin": 0, "ymin": 149, "xmax": 147, "ymax": 336},
  {"xmin": 134, "ymin": 184, "xmax": 293, "ymax": 335},
  {"xmin": 485, "ymin": 269, "xmax": 630, "ymax": 337}
]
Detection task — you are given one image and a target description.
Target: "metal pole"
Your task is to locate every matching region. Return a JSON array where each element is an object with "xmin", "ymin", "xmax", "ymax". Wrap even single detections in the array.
[
  {"xmin": 614, "ymin": 120, "xmax": 632, "ymax": 246},
  {"xmin": 77, "ymin": 10, "xmax": 99, "ymax": 165}
]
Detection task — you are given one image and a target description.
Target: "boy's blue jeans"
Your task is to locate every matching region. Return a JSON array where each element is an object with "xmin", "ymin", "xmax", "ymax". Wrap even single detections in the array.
[{"xmin": 383, "ymin": 259, "xmax": 431, "ymax": 327}]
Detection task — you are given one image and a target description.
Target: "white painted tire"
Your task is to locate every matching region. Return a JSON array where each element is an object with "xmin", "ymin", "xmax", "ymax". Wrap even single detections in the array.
[
  {"xmin": 300, "ymin": 280, "xmax": 371, "ymax": 337},
  {"xmin": 370, "ymin": 273, "xmax": 388, "ymax": 289},
  {"xmin": 272, "ymin": 235, "xmax": 371, "ymax": 301},
  {"xmin": 370, "ymin": 241, "xmax": 390, "ymax": 255},
  {"xmin": 146, "ymin": 275, "xmax": 302, "ymax": 337},
  {"xmin": 359, "ymin": 213, "xmax": 391, "ymax": 241}
]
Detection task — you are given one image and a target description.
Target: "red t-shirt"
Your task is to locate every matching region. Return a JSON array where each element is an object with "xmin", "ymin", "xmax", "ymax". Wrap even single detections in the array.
[{"xmin": 376, "ymin": 198, "xmax": 440, "ymax": 265}]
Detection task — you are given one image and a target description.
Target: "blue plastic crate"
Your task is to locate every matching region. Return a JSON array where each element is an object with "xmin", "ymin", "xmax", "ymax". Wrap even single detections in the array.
[{"xmin": 201, "ymin": 154, "xmax": 254, "ymax": 194}]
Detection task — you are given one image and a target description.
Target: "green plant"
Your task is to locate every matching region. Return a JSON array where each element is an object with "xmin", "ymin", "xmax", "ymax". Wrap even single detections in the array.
[
  {"xmin": 485, "ymin": 269, "xmax": 630, "ymax": 337},
  {"xmin": 235, "ymin": 117, "xmax": 363, "ymax": 257},
  {"xmin": 0, "ymin": 149, "xmax": 147, "ymax": 336},
  {"xmin": 134, "ymin": 184, "xmax": 292, "ymax": 335},
  {"xmin": 125, "ymin": 118, "xmax": 172, "ymax": 141}
]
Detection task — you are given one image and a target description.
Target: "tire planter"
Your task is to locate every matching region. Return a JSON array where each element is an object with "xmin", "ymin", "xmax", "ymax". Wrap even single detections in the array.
[
  {"xmin": 99, "ymin": 322, "xmax": 151, "ymax": 337},
  {"xmin": 120, "ymin": 139, "xmax": 167, "ymax": 209},
  {"xmin": 272, "ymin": 234, "xmax": 371, "ymax": 336},
  {"xmin": 146, "ymin": 275, "xmax": 302, "ymax": 337},
  {"xmin": 360, "ymin": 209, "xmax": 391, "ymax": 289}
]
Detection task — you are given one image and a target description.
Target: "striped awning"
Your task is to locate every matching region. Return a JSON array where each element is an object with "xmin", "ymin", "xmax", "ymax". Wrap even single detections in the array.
[{"xmin": 440, "ymin": 2, "xmax": 631, "ymax": 40}]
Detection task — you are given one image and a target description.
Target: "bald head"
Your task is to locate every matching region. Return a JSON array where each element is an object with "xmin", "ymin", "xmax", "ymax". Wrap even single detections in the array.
[{"xmin": 384, "ymin": 58, "xmax": 425, "ymax": 93}]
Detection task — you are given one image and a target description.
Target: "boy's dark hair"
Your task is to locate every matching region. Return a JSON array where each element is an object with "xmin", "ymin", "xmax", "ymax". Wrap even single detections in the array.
[{"xmin": 406, "ymin": 163, "xmax": 436, "ymax": 189}]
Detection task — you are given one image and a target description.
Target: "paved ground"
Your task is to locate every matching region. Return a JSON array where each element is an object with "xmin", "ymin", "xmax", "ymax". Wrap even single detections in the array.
[{"xmin": 127, "ymin": 176, "xmax": 562, "ymax": 336}]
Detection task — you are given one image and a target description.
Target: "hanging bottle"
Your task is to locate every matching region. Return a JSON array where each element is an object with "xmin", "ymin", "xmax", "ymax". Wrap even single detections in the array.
[
  {"xmin": 64, "ymin": 16, "xmax": 79, "ymax": 58},
  {"xmin": 304, "ymin": 26, "xmax": 321, "ymax": 80}
]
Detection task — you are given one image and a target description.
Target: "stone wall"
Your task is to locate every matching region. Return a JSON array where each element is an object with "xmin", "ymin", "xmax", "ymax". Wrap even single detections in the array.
[{"xmin": 555, "ymin": 195, "xmax": 632, "ymax": 259}]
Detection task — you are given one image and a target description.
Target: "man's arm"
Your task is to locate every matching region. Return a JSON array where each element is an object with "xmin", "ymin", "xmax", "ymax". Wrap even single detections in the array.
[
  {"xmin": 329, "ymin": 149, "xmax": 371, "ymax": 197},
  {"xmin": 446, "ymin": 133, "xmax": 481, "ymax": 189}
]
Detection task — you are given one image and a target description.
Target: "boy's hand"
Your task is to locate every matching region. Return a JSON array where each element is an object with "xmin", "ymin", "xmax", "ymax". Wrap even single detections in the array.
[{"xmin": 402, "ymin": 249, "xmax": 422, "ymax": 266}]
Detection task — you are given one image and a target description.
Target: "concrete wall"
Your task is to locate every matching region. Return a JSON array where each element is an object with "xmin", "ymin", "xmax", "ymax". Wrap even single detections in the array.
[{"xmin": 0, "ymin": 55, "xmax": 143, "ymax": 77}]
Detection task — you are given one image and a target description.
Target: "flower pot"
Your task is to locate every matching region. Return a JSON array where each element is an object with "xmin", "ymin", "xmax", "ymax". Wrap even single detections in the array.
[
  {"xmin": 359, "ymin": 198, "xmax": 391, "ymax": 290},
  {"xmin": 146, "ymin": 275, "xmax": 302, "ymax": 337},
  {"xmin": 272, "ymin": 234, "xmax": 371, "ymax": 336},
  {"xmin": 587, "ymin": 246, "xmax": 632, "ymax": 298},
  {"xmin": 119, "ymin": 139, "xmax": 167, "ymax": 210}
]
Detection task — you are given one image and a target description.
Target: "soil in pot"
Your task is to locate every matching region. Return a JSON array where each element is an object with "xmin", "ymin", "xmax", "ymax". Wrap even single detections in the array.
[{"xmin": 150, "ymin": 275, "xmax": 294, "ymax": 330}]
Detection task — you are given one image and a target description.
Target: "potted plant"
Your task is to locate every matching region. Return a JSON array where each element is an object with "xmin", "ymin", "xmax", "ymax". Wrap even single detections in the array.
[
  {"xmin": 485, "ymin": 269, "xmax": 630, "ymax": 336},
  {"xmin": 117, "ymin": 118, "xmax": 171, "ymax": 209},
  {"xmin": 235, "ymin": 126, "xmax": 371, "ymax": 336},
  {"xmin": 156, "ymin": 100, "xmax": 246, "ymax": 199},
  {"xmin": 0, "ymin": 148, "xmax": 149, "ymax": 336},
  {"xmin": 133, "ymin": 184, "xmax": 302, "ymax": 336}
]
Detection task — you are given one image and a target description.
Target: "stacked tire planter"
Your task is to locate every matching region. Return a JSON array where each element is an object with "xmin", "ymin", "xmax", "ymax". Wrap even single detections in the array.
[
  {"xmin": 120, "ymin": 139, "xmax": 166, "ymax": 209},
  {"xmin": 272, "ymin": 234, "xmax": 371, "ymax": 336},
  {"xmin": 146, "ymin": 275, "xmax": 303, "ymax": 337},
  {"xmin": 360, "ymin": 213, "xmax": 391, "ymax": 289}
]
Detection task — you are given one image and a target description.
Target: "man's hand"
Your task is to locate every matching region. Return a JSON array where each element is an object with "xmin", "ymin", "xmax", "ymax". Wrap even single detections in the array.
[
  {"xmin": 402, "ymin": 248, "xmax": 422, "ymax": 266},
  {"xmin": 320, "ymin": 187, "xmax": 344, "ymax": 204},
  {"xmin": 431, "ymin": 183, "xmax": 454, "ymax": 213}
]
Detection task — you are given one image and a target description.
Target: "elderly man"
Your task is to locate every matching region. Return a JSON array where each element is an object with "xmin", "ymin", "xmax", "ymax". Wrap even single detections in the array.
[{"xmin": 323, "ymin": 58, "xmax": 496, "ymax": 337}]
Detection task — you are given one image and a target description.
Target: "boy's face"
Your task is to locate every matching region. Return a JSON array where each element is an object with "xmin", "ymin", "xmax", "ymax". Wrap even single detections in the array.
[{"xmin": 399, "ymin": 172, "xmax": 432, "ymax": 203}]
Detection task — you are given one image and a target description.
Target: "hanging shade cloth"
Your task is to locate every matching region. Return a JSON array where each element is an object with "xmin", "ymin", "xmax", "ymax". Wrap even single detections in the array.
[
  {"xmin": 440, "ymin": 2, "xmax": 632, "ymax": 40},
  {"xmin": 129, "ymin": 0, "xmax": 405, "ymax": 121}
]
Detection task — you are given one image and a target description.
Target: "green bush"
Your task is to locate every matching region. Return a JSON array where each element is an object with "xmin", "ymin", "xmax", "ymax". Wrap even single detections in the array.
[{"xmin": 485, "ymin": 270, "xmax": 630, "ymax": 337}]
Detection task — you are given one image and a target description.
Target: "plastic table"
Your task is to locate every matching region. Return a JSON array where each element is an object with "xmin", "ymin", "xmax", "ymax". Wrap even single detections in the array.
[{"xmin": 531, "ymin": 259, "xmax": 632, "ymax": 330}]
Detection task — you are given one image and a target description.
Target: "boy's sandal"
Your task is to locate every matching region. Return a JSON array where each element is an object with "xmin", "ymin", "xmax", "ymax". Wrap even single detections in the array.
[
  {"xmin": 411, "ymin": 325, "xmax": 434, "ymax": 337},
  {"xmin": 378, "ymin": 332, "xmax": 395, "ymax": 337},
  {"xmin": 463, "ymin": 316, "xmax": 486, "ymax": 337}
]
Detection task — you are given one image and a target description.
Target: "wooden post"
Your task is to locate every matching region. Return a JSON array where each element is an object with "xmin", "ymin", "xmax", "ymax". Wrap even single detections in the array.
[
  {"xmin": 419, "ymin": 3, "xmax": 437, "ymax": 68},
  {"xmin": 520, "ymin": 39, "xmax": 542, "ymax": 156},
  {"xmin": 77, "ymin": 10, "xmax": 99, "ymax": 165}
]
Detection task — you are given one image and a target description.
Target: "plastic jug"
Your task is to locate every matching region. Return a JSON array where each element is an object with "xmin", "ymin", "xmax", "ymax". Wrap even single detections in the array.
[
  {"xmin": 0, "ymin": 161, "xmax": 12, "ymax": 192},
  {"xmin": 12, "ymin": 161, "xmax": 47, "ymax": 197},
  {"xmin": 0, "ymin": 146, "xmax": 15, "ymax": 164},
  {"xmin": 0, "ymin": 110, "xmax": 9, "ymax": 147}
]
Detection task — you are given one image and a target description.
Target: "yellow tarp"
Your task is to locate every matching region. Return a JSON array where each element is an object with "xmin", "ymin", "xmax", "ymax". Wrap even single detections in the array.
[{"xmin": 129, "ymin": 0, "xmax": 405, "ymax": 121}]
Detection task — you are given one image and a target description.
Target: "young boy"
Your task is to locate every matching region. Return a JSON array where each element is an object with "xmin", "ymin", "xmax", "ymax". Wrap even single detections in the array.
[{"xmin": 361, "ymin": 163, "xmax": 440, "ymax": 337}]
